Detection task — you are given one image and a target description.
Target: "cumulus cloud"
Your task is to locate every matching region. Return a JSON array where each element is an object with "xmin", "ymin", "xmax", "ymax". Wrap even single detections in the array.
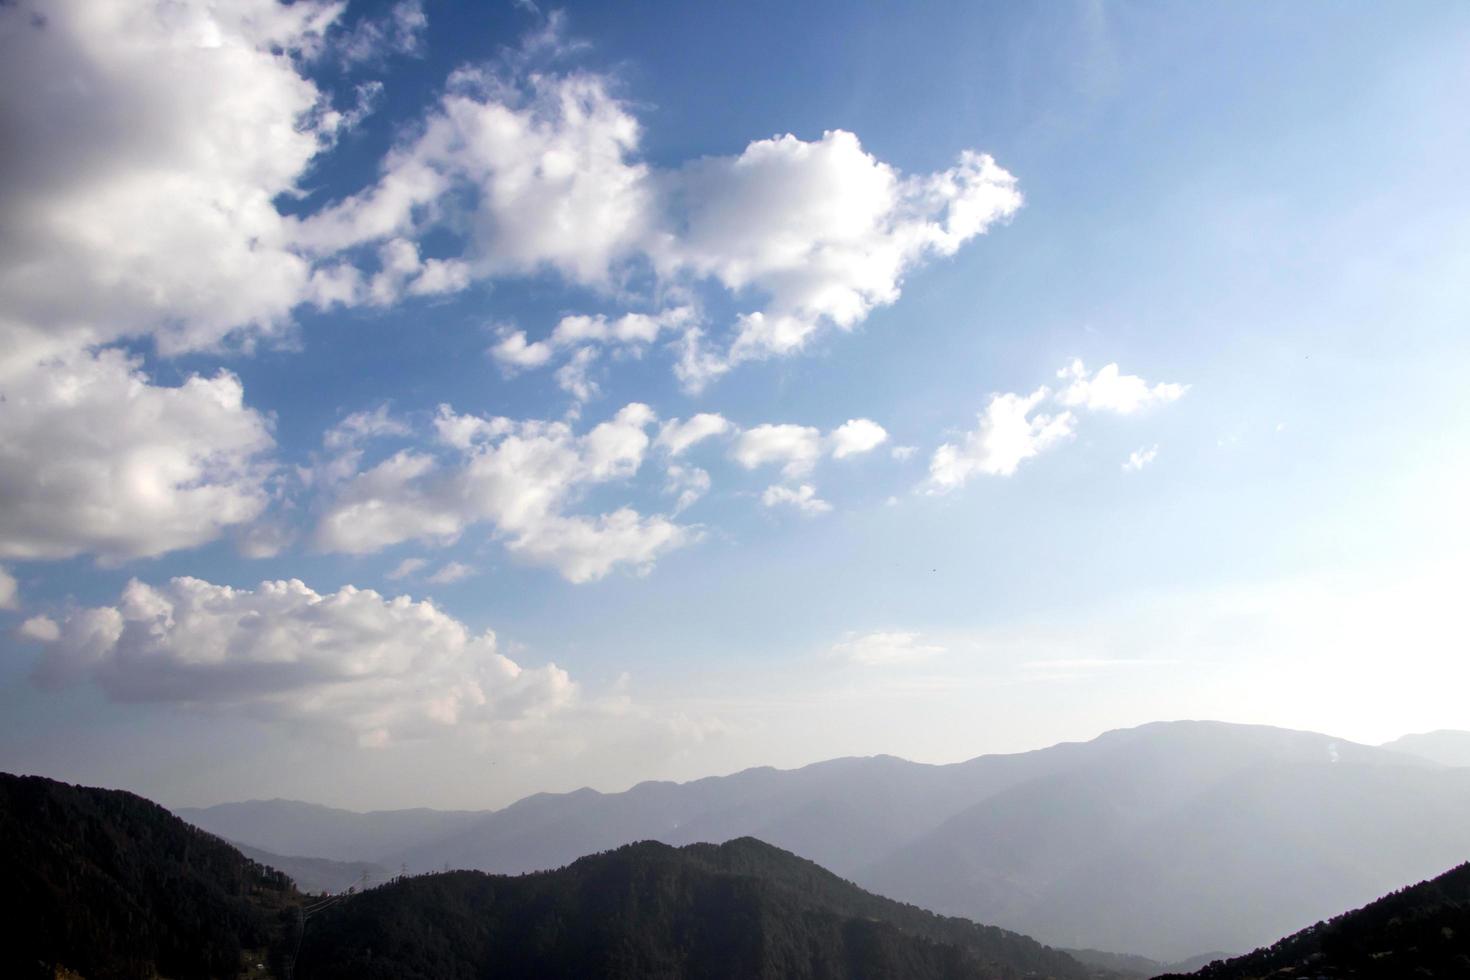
[
  {"xmin": 761, "ymin": 484, "xmax": 831, "ymax": 515},
  {"xmin": 292, "ymin": 17, "xmax": 1020, "ymax": 390},
  {"xmin": 732, "ymin": 425, "xmax": 825, "ymax": 478},
  {"xmin": 26, "ymin": 576, "xmax": 573, "ymax": 746},
  {"xmin": 731, "ymin": 417, "xmax": 887, "ymax": 479},
  {"xmin": 0, "ymin": 565, "xmax": 18, "ymax": 610},
  {"xmin": 0, "ymin": 0, "xmax": 351, "ymax": 359},
  {"xmin": 659, "ymin": 133, "xmax": 1022, "ymax": 388},
  {"xmin": 928, "ymin": 388, "xmax": 1075, "ymax": 490},
  {"xmin": 315, "ymin": 403, "xmax": 694, "ymax": 582},
  {"xmin": 0, "ymin": 348, "xmax": 275, "ymax": 561},
  {"xmin": 1123, "ymin": 445, "xmax": 1160, "ymax": 472},
  {"xmin": 492, "ymin": 307, "xmax": 697, "ymax": 396},
  {"xmin": 656, "ymin": 414, "xmax": 734, "ymax": 456},
  {"xmin": 1057, "ymin": 360, "xmax": 1188, "ymax": 414},
  {"xmin": 829, "ymin": 631, "xmax": 945, "ymax": 666},
  {"xmin": 296, "ymin": 59, "xmax": 653, "ymax": 287},
  {"xmin": 927, "ymin": 360, "xmax": 1186, "ymax": 492},
  {"xmin": 829, "ymin": 418, "xmax": 890, "ymax": 458}
]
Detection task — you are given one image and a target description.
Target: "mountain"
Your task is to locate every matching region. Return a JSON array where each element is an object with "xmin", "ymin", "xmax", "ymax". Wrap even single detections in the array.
[
  {"xmin": 296, "ymin": 837, "xmax": 1100, "ymax": 980},
  {"xmin": 1157, "ymin": 860, "xmax": 1470, "ymax": 979},
  {"xmin": 179, "ymin": 721, "xmax": 1470, "ymax": 963},
  {"xmin": 0, "ymin": 771, "xmax": 301, "ymax": 980},
  {"xmin": 859, "ymin": 722, "xmax": 1470, "ymax": 960},
  {"xmin": 1382, "ymin": 730, "xmax": 1470, "ymax": 767},
  {"xmin": 232, "ymin": 843, "xmax": 389, "ymax": 895},
  {"xmin": 173, "ymin": 797, "xmax": 485, "ymax": 864}
]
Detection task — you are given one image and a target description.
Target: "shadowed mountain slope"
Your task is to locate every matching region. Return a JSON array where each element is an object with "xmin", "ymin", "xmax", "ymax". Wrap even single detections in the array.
[
  {"xmin": 1157, "ymin": 860, "xmax": 1470, "ymax": 979},
  {"xmin": 296, "ymin": 837, "xmax": 1101, "ymax": 980},
  {"xmin": 0, "ymin": 772, "xmax": 301, "ymax": 980}
]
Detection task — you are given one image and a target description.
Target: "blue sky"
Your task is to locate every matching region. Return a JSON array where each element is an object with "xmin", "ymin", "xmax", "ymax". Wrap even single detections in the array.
[{"xmin": 1, "ymin": 0, "xmax": 1466, "ymax": 809}]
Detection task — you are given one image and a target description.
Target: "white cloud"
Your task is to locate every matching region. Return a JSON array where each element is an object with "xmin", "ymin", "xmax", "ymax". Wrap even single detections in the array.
[
  {"xmin": 657, "ymin": 132, "xmax": 1022, "ymax": 388},
  {"xmin": 315, "ymin": 403, "xmax": 694, "ymax": 582},
  {"xmin": 427, "ymin": 561, "xmax": 475, "ymax": 585},
  {"xmin": 491, "ymin": 307, "xmax": 696, "ymax": 389},
  {"xmin": 21, "ymin": 615, "xmax": 60, "ymax": 643},
  {"xmin": 1124, "ymin": 445, "xmax": 1160, "ymax": 472},
  {"xmin": 293, "ymin": 24, "xmax": 1019, "ymax": 390},
  {"xmin": 732, "ymin": 425, "xmax": 825, "ymax": 478},
  {"xmin": 928, "ymin": 388, "xmax": 1075, "ymax": 491},
  {"xmin": 760, "ymin": 484, "xmax": 831, "ymax": 515},
  {"xmin": 0, "ymin": 348, "xmax": 275, "ymax": 561},
  {"xmin": 386, "ymin": 557, "xmax": 428, "ymax": 581},
  {"xmin": 664, "ymin": 465, "xmax": 711, "ymax": 514},
  {"xmin": 27, "ymin": 576, "xmax": 574, "ymax": 746},
  {"xmin": 489, "ymin": 329, "xmax": 556, "ymax": 371},
  {"xmin": 296, "ymin": 61, "xmax": 653, "ymax": 287},
  {"xmin": 656, "ymin": 414, "xmax": 734, "ymax": 456},
  {"xmin": 333, "ymin": 0, "xmax": 428, "ymax": 66},
  {"xmin": 891, "ymin": 445, "xmax": 918, "ymax": 461},
  {"xmin": 324, "ymin": 405, "xmax": 412, "ymax": 452},
  {"xmin": 830, "ymin": 631, "xmax": 945, "ymax": 666},
  {"xmin": 828, "ymin": 418, "xmax": 889, "ymax": 459},
  {"xmin": 927, "ymin": 360, "xmax": 1186, "ymax": 492},
  {"xmin": 1057, "ymin": 359, "xmax": 1188, "ymax": 414},
  {"xmin": 0, "ymin": 565, "xmax": 18, "ymax": 610},
  {"xmin": 0, "ymin": 0, "xmax": 351, "ymax": 359},
  {"xmin": 554, "ymin": 346, "xmax": 601, "ymax": 403}
]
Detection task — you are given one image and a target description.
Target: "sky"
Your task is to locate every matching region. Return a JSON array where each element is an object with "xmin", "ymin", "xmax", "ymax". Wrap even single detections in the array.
[{"xmin": 0, "ymin": 0, "xmax": 1466, "ymax": 811}]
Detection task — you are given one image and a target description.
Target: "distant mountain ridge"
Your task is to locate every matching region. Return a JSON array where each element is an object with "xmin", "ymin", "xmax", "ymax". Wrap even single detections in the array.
[
  {"xmin": 1381, "ymin": 729, "xmax": 1470, "ymax": 767},
  {"xmin": 178, "ymin": 720, "xmax": 1470, "ymax": 961}
]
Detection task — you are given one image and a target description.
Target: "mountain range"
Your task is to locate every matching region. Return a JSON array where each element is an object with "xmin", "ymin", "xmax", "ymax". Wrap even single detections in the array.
[
  {"xmin": 1, "ymin": 771, "xmax": 1101, "ymax": 980},
  {"xmin": 178, "ymin": 720, "xmax": 1470, "ymax": 961}
]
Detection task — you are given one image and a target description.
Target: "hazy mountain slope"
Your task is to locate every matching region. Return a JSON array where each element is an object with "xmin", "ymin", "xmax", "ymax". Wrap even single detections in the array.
[
  {"xmin": 174, "ymin": 797, "xmax": 486, "ymax": 863},
  {"xmin": 297, "ymin": 838, "xmax": 1100, "ymax": 980},
  {"xmin": 1157, "ymin": 860, "xmax": 1470, "ymax": 979},
  {"xmin": 858, "ymin": 723, "xmax": 1465, "ymax": 960},
  {"xmin": 1382, "ymin": 729, "xmax": 1470, "ymax": 766},
  {"xmin": 232, "ymin": 842, "xmax": 389, "ymax": 895},
  {"xmin": 0, "ymin": 772, "xmax": 301, "ymax": 980},
  {"xmin": 383, "ymin": 736, "xmax": 1101, "ymax": 878}
]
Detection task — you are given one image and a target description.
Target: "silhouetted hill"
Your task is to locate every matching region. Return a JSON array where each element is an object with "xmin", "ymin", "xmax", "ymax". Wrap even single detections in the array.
[
  {"xmin": 1157, "ymin": 861, "xmax": 1470, "ymax": 979},
  {"xmin": 0, "ymin": 771, "xmax": 301, "ymax": 980},
  {"xmin": 1382, "ymin": 730, "xmax": 1470, "ymax": 767},
  {"xmin": 297, "ymin": 837, "xmax": 1099, "ymax": 980}
]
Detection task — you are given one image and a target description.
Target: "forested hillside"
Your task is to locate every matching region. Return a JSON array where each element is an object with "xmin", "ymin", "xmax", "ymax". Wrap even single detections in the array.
[
  {"xmin": 1159, "ymin": 861, "xmax": 1470, "ymax": 979},
  {"xmin": 0, "ymin": 772, "xmax": 301, "ymax": 979},
  {"xmin": 296, "ymin": 837, "xmax": 1098, "ymax": 980}
]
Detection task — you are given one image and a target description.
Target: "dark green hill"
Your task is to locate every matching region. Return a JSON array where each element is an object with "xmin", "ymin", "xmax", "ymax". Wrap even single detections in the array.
[
  {"xmin": 1158, "ymin": 861, "xmax": 1470, "ymax": 979},
  {"xmin": 0, "ymin": 772, "xmax": 301, "ymax": 980},
  {"xmin": 297, "ymin": 837, "xmax": 1098, "ymax": 980}
]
